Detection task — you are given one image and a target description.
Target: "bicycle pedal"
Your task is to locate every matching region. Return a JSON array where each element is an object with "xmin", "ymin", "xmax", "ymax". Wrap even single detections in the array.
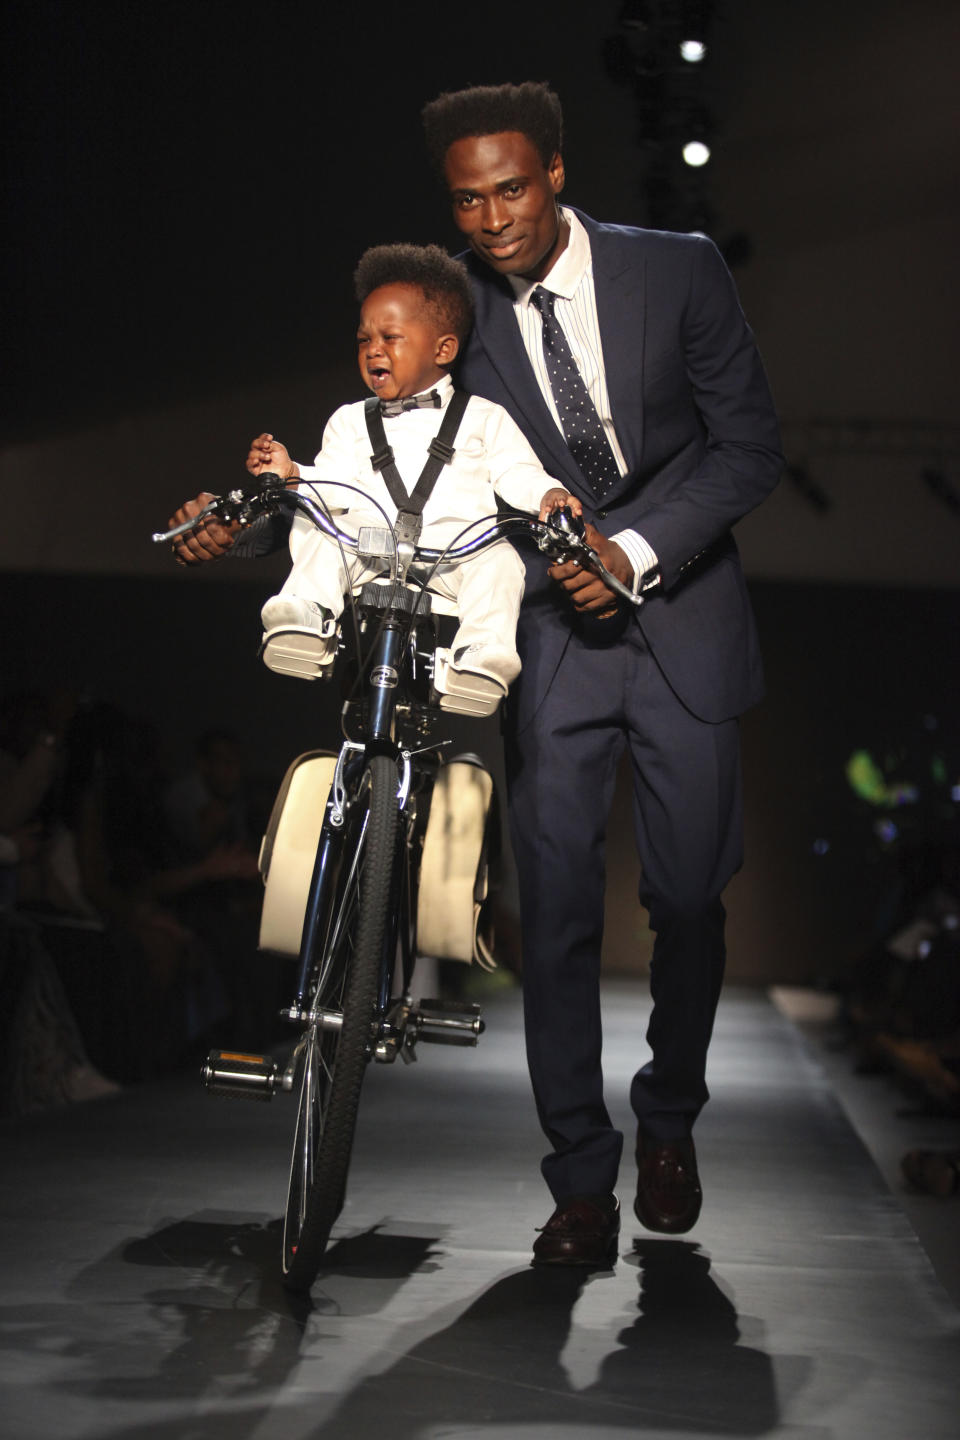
[
  {"xmin": 411, "ymin": 1000, "xmax": 484, "ymax": 1046},
  {"xmin": 201, "ymin": 1049, "xmax": 283, "ymax": 1101},
  {"xmin": 417, "ymin": 997, "xmax": 482, "ymax": 1014}
]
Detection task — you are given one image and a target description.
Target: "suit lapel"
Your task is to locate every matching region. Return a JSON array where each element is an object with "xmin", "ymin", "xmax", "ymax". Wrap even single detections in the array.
[{"xmin": 576, "ymin": 210, "xmax": 646, "ymax": 482}]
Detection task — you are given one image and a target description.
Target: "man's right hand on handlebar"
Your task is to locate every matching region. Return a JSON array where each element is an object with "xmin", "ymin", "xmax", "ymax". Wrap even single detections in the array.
[
  {"xmin": 170, "ymin": 432, "xmax": 299, "ymax": 565},
  {"xmin": 168, "ymin": 493, "xmax": 241, "ymax": 566}
]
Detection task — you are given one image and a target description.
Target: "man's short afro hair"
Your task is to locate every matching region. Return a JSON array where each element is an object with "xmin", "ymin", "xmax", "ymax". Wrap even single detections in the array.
[
  {"xmin": 353, "ymin": 243, "xmax": 474, "ymax": 343},
  {"xmin": 421, "ymin": 81, "xmax": 563, "ymax": 177}
]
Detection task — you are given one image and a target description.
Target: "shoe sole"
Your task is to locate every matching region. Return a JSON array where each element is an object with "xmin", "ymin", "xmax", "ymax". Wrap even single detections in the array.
[{"xmin": 531, "ymin": 1243, "xmax": 619, "ymax": 1268}]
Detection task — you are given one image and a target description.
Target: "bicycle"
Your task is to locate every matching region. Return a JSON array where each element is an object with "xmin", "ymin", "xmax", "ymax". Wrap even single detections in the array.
[{"xmin": 153, "ymin": 470, "xmax": 640, "ymax": 1290}]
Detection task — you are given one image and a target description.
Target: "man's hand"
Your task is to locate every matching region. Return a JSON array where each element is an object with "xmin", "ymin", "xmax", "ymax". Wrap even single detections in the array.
[
  {"xmin": 168, "ymin": 494, "xmax": 240, "ymax": 566},
  {"xmin": 246, "ymin": 432, "xmax": 297, "ymax": 482},
  {"xmin": 548, "ymin": 521, "xmax": 633, "ymax": 615},
  {"xmin": 166, "ymin": 492, "xmax": 240, "ymax": 564},
  {"xmin": 169, "ymin": 431, "xmax": 298, "ymax": 565}
]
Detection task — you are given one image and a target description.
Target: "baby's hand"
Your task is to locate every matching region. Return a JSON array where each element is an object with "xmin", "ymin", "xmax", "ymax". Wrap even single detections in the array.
[
  {"xmin": 246, "ymin": 432, "xmax": 297, "ymax": 481},
  {"xmin": 538, "ymin": 488, "xmax": 583, "ymax": 522}
]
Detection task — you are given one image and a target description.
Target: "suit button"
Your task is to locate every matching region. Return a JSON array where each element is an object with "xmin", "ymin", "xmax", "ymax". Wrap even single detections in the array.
[{"xmin": 596, "ymin": 509, "xmax": 607, "ymax": 519}]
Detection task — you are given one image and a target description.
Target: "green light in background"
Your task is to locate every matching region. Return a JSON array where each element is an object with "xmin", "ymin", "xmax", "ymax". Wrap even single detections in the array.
[
  {"xmin": 846, "ymin": 750, "xmax": 920, "ymax": 807},
  {"xmin": 846, "ymin": 750, "xmax": 890, "ymax": 805}
]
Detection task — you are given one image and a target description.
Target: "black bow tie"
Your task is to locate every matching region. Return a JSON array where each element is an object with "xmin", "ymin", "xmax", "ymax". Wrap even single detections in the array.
[{"xmin": 379, "ymin": 390, "xmax": 442, "ymax": 417}]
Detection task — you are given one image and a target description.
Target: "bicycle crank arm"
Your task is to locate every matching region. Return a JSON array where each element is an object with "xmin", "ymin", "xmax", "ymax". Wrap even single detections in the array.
[{"xmin": 374, "ymin": 998, "xmax": 485, "ymax": 1061}]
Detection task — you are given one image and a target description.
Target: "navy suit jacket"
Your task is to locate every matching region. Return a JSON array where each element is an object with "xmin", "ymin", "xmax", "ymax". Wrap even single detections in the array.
[{"xmin": 455, "ymin": 209, "xmax": 784, "ymax": 727}]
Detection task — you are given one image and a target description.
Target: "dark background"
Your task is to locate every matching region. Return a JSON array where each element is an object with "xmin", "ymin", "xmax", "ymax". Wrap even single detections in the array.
[{"xmin": 2, "ymin": 0, "xmax": 958, "ymax": 981}]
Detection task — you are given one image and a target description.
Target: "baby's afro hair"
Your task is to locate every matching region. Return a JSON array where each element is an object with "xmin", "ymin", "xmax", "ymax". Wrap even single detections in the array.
[{"xmin": 353, "ymin": 243, "xmax": 474, "ymax": 342}]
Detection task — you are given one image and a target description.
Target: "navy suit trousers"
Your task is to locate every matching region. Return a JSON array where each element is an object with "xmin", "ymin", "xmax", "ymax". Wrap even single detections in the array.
[{"xmin": 504, "ymin": 619, "xmax": 743, "ymax": 1202}]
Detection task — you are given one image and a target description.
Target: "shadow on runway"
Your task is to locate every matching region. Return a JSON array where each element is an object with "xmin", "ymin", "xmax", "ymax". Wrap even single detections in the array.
[
  {"xmin": 5, "ymin": 1215, "xmax": 444, "ymax": 1439},
  {"xmin": 3, "ymin": 1215, "xmax": 821, "ymax": 1438},
  {"xmin": 298, "ymin": 1239, "xmax": 792, "ymax": 1437},
  {"xmin": 120, "ymin": 1212, "xmax": 445, "ymax": 1313}
]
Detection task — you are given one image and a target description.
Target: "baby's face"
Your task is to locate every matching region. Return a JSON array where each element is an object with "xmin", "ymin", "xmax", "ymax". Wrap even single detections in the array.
[{"xmin": 357, "ymin": 284, "xmax": 447, "ymax": 402}]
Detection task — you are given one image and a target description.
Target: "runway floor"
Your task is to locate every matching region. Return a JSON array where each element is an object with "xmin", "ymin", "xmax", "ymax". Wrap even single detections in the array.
[{"xmin": 2, "ymin": 982, "xmax": 958, "ymax": 1440}]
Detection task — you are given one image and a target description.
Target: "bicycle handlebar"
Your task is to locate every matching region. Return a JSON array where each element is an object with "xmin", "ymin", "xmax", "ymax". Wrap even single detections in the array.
[{"xmin": 153, "ymin": 472, "xmax": 643, "ymax": 608}]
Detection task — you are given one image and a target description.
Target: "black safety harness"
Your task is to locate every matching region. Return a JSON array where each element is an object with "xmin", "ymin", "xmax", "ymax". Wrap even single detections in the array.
[{"xmin": 363, "ymin": 389, "xmax": 471, "ymax": 547}]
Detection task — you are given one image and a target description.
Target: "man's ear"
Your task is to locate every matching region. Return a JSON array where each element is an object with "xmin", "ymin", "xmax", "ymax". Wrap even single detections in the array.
[
  {"xmin": 436, "ymin": 333, "xmax": 460, "ymax": 366},
  {"xmin": 548, "ymin": 151, "xmax": 565, "ymax": 196}
]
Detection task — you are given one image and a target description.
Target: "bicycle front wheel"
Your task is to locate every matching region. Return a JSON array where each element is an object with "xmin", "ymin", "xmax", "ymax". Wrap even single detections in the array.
[{"xmin": 282, "ymin": 753, "xmax": 399, "ymax": 1290}]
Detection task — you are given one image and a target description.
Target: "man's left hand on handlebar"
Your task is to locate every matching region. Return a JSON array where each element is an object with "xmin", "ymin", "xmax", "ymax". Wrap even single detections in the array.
[{"xmin": 548, "ymin": 521, "xmax": 632, "ymax": 615}]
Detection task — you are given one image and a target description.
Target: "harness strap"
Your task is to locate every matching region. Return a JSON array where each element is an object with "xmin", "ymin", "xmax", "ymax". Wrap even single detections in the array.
[{"xmin": 364, "ymin": 390, "xmax": 471, "ymax": 541}]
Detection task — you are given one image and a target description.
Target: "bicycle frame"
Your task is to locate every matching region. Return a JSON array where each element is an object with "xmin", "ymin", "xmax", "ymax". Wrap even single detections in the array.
[{"xmin": 158, "ymin": 469, "xmax": 642, "ymax": 1287}]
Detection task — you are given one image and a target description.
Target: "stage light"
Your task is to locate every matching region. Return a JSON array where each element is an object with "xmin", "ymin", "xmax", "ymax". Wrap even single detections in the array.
[
  {"xmin": 682, "ymin": 140, "xmax": 711, "ymax": 167},
  {"xmin": 680, "ymin": 39, "xmax": 707, "ymax": 62}
]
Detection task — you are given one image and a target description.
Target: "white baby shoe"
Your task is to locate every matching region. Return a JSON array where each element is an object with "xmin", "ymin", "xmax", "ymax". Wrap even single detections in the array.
[
  {"xmin": 432, "ymin": 643, "xmax": 520, "ymax": 717},
  {"xmin": 260, "ymin": 595, "xmax": 337, "ymax": 679}
]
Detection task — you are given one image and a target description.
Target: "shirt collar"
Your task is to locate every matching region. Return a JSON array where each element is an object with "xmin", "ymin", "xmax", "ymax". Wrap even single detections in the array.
[
  {"xmin": 423, "ymin": 373, "xmax": 454, "ymax": 406},
  {"xmin": 508, "ymin": 208, "xmax": 591, "ymax": 307},
  {"xmin": 381, "ymin": 374, "xmax": 454, "ymax": 409}
]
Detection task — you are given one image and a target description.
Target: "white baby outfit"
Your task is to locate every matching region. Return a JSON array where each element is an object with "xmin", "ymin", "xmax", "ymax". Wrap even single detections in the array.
[{"xmin": 268, "ymin": 374, "xmax": 559, "ymax": 684}]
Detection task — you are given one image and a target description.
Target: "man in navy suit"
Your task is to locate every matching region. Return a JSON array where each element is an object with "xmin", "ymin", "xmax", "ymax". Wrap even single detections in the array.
[
  {"xmin": 169, "ymin": 79, "xmax": 782, "ymax": 1267},
  {"xmin": 421, "ymin": 81, "xmax": 783, "ymax": 1265}
]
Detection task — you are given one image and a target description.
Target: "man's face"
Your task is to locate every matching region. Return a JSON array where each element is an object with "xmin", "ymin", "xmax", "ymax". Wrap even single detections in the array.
[
  {"xmin": 443, "ymin": 131, "xmax": 566, "ymax": 283},
  {"xmin": 357, "ymin": 283, "xmax": 455, "ymax": 401}
]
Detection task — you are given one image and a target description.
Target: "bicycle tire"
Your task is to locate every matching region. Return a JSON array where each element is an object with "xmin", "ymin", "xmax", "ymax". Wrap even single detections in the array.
[{"xmin": 281, "ymin": 752, "xmax": 399, "ymax": 1290}]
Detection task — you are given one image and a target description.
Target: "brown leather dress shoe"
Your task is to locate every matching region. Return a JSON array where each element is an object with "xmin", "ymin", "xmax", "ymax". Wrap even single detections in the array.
[
  {"xmin": 532, "ymin": 1196, "xmax": 620, "ymax": 1267},
  {"xmin": 634, "ymin": 1134, "xmax": 703, "ymax": 1234}
]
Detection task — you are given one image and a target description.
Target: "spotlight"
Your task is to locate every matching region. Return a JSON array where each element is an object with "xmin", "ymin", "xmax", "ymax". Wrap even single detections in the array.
[
  {"xmin": 680, "ymin": 39, "xmax": 707, "ymax": 62},
  {"xmin": 682, "ymin": 140, "xmax": 711, "ymax": 167}
]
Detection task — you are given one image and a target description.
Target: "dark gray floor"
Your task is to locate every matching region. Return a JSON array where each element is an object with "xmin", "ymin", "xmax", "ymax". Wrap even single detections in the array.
[{"xmin": 2, "ymin": 983, "xmax": 958, "ymax": 1440}]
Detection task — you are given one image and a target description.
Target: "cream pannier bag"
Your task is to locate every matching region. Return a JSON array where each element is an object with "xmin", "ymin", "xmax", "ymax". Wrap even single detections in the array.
[{"xmin": 258, "ymin": 751, "xmax": 497, "ymax": 968}]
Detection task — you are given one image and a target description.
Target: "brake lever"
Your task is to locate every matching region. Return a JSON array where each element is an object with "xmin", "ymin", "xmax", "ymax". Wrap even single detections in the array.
[
  {"xmin": 534, "ymin": 504, "xmax": 587, "ymax": 559},
  {"xmin": 151, "ymin": 472, "xmax": 290, "ymax": 544},
  {"xmin": 534, "ymin": 506, "xmax": 643, "ymax": 608}
]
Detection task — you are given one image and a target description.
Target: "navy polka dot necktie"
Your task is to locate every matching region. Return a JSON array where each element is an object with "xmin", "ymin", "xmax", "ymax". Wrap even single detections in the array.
[{"xmin": 531, "ymin": 286, "xmax": 620, "ymax": 499}]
